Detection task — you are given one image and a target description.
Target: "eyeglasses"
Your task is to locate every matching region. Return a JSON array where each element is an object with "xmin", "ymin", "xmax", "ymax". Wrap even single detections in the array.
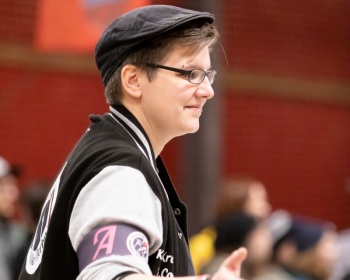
[{"xmin": 146, "ymin": 63, "xmax": 217, "ymax": 85}]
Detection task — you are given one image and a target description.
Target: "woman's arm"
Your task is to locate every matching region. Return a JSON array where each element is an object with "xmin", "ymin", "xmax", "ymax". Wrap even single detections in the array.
[{"xmin": 124, "ymin": 248, "xmax": 248, "ymax": 280}]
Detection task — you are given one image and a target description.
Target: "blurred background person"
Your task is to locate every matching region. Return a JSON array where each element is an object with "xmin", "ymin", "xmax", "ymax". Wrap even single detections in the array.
[
  {"xmin": 216, "ymin": 176, "xmax": 272, "ymax": 221},
  {"xmin": 200, "ymin": 211, "xmax": 273, "ymax": 279},
  {"xmin": 11, "ymin": 179, "xmax": 51, "ymax": 279},
  {"xmin": 0, "ymin": 155, "xmax": 27, "ymax": 280},
  {"xmin": 189, "ymin": 175, "xmax": 272, "ymax": 274},
  {"xmin": 254, "ymin": 210, "xmax": 339, "ymax": 280},
  {"xmin": 328, "ymin": 228, "xmax": 350, "ymax": 280}
]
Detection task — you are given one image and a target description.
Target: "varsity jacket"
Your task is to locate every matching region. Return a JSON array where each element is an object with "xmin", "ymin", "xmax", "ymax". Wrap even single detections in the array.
[{"xmin": 19, "ymin": 105, "xmax": 194, "ymax": 279}]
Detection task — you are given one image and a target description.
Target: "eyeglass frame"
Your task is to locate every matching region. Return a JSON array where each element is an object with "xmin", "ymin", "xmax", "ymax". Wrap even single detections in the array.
[{"xmin": 146, "ymin": 63, "xmax": 217, "ymax": 85}]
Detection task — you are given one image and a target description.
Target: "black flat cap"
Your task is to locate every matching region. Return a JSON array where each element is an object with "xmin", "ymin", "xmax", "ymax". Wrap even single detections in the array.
[{"xmin": 95, "ymin": 5, "xmax": 215, "ymax": 86}]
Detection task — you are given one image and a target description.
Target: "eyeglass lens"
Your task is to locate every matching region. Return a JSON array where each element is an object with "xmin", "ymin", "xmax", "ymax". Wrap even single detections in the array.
[{"xmin": 190, "ymin": 70, "xmax": 216, "ymax": 84}]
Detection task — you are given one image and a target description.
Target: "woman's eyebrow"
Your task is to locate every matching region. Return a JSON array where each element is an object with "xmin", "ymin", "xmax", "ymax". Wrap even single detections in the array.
[{"xmin": 182, "ymin": 64, "xmax": 213, "ymax": 70}]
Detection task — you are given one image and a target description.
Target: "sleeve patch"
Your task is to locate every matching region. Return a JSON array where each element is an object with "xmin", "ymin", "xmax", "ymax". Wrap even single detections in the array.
[{"xmin": 77, "ymin": 223, "xmax": 149, "ymax": 271}]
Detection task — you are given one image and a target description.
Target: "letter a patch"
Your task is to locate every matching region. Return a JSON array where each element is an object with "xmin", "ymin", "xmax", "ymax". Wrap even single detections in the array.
[
  {"xmin": 77, "ymin": 223, "xmax": 149, "ymax": 272},
  {"xmin": 93, "ymin": 225, "xmax": 117, "ymax": 260}
]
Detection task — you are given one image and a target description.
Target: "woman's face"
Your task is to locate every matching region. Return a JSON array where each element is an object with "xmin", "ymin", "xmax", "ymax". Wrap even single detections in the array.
[
  {"xmin": 245, "ymin": 182, "xmax": 272, "ymax": 219},
  {"xmin": 138, "ymin": 45, "xmax": 215, "ymax": 143},
  {"xmin": 0, "ymin": 174, "xmax": 19, "ymax": 218},
  {"xmin": 245, "ymin": 222, "xmax": 273, "ymax": 264},
  {"xmin": 314, "ymin": 230, "xmax": 339, "ymax": 274}
]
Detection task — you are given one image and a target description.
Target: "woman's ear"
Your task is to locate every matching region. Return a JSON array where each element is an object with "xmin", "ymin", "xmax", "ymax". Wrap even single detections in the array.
[{"xmin": 121, "ymin": 64, "xmax": 142, "ymax": 99}]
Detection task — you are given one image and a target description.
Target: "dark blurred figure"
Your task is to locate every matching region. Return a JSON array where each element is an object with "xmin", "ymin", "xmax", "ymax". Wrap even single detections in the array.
[
  {"xmin": 190, "ymin": 176, "xmax": 272, "ymax": 274},
  {"xmin": 0, "ymin": 155, "xmax": 27, "ymax": 280},
  {"xmin": 254, "ymin": 210, "xmax": 339, "ymax": 280},
  {"xmin": 201, "ymin": 211, "xmax": 273, "ymax": 279},
  {"xmin": 12, "ymin": 179, "xmax": 51, "ymax": 279}
]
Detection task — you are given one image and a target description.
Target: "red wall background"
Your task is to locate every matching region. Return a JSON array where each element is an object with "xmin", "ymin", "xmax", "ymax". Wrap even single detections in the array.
[
  {"xmin": 219, "ymin": 0, "xmax": 350, "ymax": 229},
  {"xmin": 1, "ymin": 0, "xmax": 350, "ymax": 229},
  {"xmin": 222, "ymin": 94, "xmax": 350, "ymax": 228}
]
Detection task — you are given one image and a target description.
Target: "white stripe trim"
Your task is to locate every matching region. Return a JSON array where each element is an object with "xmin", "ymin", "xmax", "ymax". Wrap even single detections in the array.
[
  {"xmin": 108, "ymin": 113, "xmax": 149, "ymax": 163},
  {"xmin": 110, "ymin": 106, "xmax": 156, "ymax": 168},
  {"xmin": 108, "ymin": 110, "xmax": 169, "ymax": 200}
]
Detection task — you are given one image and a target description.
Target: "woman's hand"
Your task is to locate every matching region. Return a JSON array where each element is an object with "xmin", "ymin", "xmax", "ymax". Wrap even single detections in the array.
[{"xmin": 212, "ymin": 247, "xmax": 248, "ymax": 280}]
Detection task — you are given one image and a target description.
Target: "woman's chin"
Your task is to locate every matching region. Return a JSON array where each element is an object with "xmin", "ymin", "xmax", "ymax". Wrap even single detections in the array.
[{"xmin": 184, "ymin": 123, "xmax": 200, "ymax": 134}]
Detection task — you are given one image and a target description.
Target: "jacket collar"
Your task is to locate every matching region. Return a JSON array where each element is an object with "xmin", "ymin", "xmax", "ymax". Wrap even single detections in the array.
[{"xmin": 109, "ymin": 104, "xmax": 157, "ymax": 171}]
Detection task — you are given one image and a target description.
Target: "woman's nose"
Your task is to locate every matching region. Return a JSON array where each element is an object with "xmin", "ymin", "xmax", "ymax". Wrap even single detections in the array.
[{"xmin": 197, "ymin": 78, "xmax": 215, "ymax": 99}]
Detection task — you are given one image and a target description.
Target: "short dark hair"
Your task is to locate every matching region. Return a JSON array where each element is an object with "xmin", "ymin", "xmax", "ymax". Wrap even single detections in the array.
[{"xmin": 105, "ymin": 21, "xmax": 219, "ymax": 105}]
